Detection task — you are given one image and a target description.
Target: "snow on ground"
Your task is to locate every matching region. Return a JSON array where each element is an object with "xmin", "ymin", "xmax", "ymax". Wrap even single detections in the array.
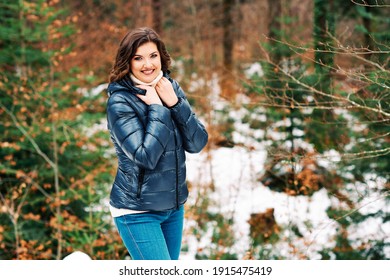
[
  {"xmin": 180, "ymin": 69, "xmax": 388, "ymax": 259},
  {"xmin": 63, "ymin": 251, "xmax": 91, "ymax": 260},
  {"xmin": 179, "ymin": 71, "xmax": 336, "ymax": 259},
  {"xmin": 182, "ymin": 144, "xmax": 337, "ymax": 259}
]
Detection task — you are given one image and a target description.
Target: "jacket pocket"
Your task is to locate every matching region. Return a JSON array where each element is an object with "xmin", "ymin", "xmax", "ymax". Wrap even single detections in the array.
[{"xmin": 137, "ymin": 169, "xmax": 145, "ymax": 198}]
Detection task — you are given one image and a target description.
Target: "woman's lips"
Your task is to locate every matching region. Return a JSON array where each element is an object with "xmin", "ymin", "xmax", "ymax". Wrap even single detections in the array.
[{"xmin": 142, "ymin": 69, "xmax": 155, "ymax": 75}]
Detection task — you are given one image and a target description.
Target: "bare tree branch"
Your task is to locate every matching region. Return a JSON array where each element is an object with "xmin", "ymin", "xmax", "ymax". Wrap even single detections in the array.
[{"xmin": 350, "ymin": 0, "xmax": 390, "ymax": 7}]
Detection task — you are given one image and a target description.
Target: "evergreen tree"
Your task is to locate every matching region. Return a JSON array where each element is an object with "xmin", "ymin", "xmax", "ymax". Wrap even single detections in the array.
[
  {"xmin": 319, "ymin": 0, "xmax": 390, "ymax": 260},
  {"xmin": 245, "ymin": 0, "xmax": 389, "ymax": 259},
  {"xmin": 0, "ymin": 0, "xmax": 122, "ymax": 259}
]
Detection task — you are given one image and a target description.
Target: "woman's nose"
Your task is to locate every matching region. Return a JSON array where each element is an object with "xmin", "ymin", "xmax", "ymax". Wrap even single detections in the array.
[{"xmin": 144, "ymin": 59, "xmax": 152, "ymax": 67}]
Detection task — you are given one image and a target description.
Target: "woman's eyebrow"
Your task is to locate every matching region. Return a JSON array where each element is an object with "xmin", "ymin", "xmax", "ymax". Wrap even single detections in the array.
[{"xmin": 134, "ymin": 51, "xmax": 158, "ymax": 57}]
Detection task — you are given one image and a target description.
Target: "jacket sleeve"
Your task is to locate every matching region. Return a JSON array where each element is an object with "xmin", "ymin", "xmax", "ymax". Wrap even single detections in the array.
[
  {"xmin": 107, "ymin": 93, "xmax": 173, "ymax": 170},
  {"xmin": 169, "ymin": 80, "xmax": 208, "ymax": 153}
]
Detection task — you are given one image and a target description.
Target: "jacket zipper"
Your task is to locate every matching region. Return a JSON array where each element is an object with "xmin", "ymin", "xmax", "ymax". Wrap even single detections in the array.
[
  {"xmin": 137, "ymin": 169, "xmax": 145, "ymax": 199},
  {"xmin": 173, "ymin": 125, "xmax": 179, "ymax": 209}
]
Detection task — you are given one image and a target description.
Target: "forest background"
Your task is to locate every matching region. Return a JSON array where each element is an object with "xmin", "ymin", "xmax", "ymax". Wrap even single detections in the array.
[{"xmin": 0, "ymin": 0, "xmax": 389, "ymax": 260}]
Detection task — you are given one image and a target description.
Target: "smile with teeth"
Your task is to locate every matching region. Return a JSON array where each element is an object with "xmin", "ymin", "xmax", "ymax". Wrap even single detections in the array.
[{"xmin": 142, "ymin": 69, "xmax": 155, "ymax": 75}]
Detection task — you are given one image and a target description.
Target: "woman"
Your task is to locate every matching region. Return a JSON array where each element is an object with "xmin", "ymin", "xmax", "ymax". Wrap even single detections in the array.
[{"xmin": 106, "ymin": 27, "xmax": 208, "ymax": 260}]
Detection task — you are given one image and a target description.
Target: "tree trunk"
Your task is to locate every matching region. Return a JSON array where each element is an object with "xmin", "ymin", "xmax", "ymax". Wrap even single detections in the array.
[
  {"xmin": 313, "ymin": 0, "xmax": 335, "ymax": 77},
  {"xmin": 264, "ymin": 0, "xmax": 282, "ymax": 98},
  {"xmin": 223, "ymin": 0, "xmax": 234, "ymax": 73},
  {"xmin": 152, "ymin": 0, "xmax": 162, "ymax": 34},
  {"xmin": 267, "ymin": 0, "xmax": 282, "ymax": 63},
  {"xmin": 221, "ymin": 0, "xmax": 235, "ymax": 98}
]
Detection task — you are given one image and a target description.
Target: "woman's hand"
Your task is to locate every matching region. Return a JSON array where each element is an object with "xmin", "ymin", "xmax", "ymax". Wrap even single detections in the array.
[
  {"xmin": 155, "ymin": 77, "xmax": 178, "ymax": 107},
  {"xmin": 136, "ymin": 85, "xmax": 162, "ymax": 105}
]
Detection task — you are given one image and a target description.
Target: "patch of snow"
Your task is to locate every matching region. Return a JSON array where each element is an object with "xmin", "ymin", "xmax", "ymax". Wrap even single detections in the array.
[
  {"xmin": 244, "ymin": 62, "xmax": 264, "ymax": 78},
  {"xmin": 185, "ymin": 147, "xmax": 338, "ymax": 259},
  {"xmin": 63, "ymin": 251, "xmax": 91, "ymax": 260},
  {"xmin": 182, "ymin": 69, "xmax": 388, "ymax": 259},
  {"xmin": 77, "ymin": 83, "xmax": 108, "ymax": 97}
]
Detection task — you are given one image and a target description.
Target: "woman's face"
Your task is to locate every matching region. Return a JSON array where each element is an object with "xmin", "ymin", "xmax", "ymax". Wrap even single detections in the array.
[{"xmin": 130, "ymin": 41, "xmax": 162, "ymax": 83}]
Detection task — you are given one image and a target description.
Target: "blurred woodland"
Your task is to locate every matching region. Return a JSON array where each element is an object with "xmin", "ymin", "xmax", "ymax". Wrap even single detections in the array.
[{"xmin": 0, "ymin": 0, "xmax": 389, "ymax": 259}]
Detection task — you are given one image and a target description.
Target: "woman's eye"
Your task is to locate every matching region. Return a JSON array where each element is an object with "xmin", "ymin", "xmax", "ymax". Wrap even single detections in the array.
[
  {"xmin": 134, "ymin": 56, "xmax": 142, "ymax": 61},
  {"xmin": 151, "ymin": 53, "xmax": 158, "ymax": 58}
]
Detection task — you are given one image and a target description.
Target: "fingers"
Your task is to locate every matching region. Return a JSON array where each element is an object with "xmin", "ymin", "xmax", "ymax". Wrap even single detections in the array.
[
  {"xmin": 155, "ymin": 78, "xmax": 178, "ymax": 107},
  {"xmin": 136, "ymin": 85, "xmax": 162, "ymax": 105},
  {"xmin": 136, "ymin": 93, "xmax": 147, "ymax": 103},
  {"xmin": 155, "ymin": 77, "xmax": 168, "ymax": 87},
  {"xmin": 135, "ymin": 79, "xmax": 177, "ymax": 107}
]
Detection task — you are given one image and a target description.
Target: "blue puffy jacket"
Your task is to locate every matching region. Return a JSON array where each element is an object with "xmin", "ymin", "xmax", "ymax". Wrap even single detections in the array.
[{"xmin": 106, "ymin": 73, "xmax": 208, "ymax": 211}]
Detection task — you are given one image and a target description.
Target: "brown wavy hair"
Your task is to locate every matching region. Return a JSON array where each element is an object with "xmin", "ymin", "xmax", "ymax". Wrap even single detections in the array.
[{"xmin": 108, "ymin": 27, "xmax": 171, "ymax": 83}]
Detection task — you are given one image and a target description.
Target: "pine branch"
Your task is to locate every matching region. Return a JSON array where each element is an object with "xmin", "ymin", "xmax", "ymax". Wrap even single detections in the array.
[{"xmin": 0, "ymin": 103, "xmax": 56, "ymax": 169}]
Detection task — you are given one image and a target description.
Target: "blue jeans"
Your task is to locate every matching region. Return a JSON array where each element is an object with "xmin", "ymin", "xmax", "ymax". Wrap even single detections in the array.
[{"xmin": 114, "ymin": 205, "xmax": 184, "ymax": 260}]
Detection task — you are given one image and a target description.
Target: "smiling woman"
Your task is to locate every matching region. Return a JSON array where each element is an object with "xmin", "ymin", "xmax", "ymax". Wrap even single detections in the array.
[
  {"xmin": 130, "ymin": 42, "xmax": 162, "ymax": 84},
  {"xmin": 109, "ymin": 27, "xmax": 171, "ymax": 83},
  {"xmin": 105, "ymin": 27, "xmax": 208, "ymax": 260}
]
